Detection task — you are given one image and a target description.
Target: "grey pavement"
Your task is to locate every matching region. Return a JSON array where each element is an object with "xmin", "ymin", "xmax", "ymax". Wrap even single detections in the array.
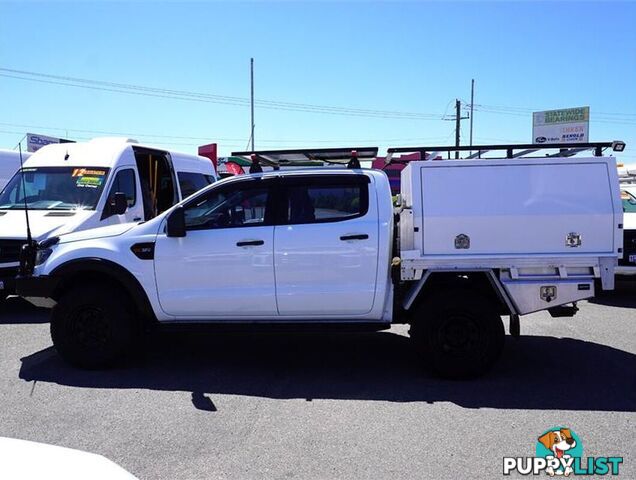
[{"xmin": 1, "ymin": 283, "xmax": 635, "ymax": 479}]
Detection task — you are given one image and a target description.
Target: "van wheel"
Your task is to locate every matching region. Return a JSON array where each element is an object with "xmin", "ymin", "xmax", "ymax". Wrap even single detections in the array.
[
  {"xmin": 51, "ymin": 284, "xmax": 138, "ymax": 369},
  {"xmin": 409, "ymin": 291, "xmax": 505, "ymax": 379}
]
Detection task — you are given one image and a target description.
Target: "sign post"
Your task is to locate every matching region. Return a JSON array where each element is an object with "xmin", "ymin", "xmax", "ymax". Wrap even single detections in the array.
[{"xmin": 532, "ymin": 107, "xmax": 590, "ymax": 144}]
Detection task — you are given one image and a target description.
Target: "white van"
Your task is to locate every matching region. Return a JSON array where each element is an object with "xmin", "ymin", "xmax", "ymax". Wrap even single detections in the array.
[
  {"xmin": 0, "ymin": 137, "xmax": 217, "ymax": 299},
  {"xmin": 0, "ymin": 149, "xmax": 31, "ymax": 191}
]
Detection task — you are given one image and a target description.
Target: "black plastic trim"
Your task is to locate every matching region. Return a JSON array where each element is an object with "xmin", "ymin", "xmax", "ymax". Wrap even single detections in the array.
[
  {"xmin": 15, "ymin": 274, "xmax": 60, "ymax": 298},
  {"xmin": 49, "ymin": 258, "xmax": 156, "ymax": 321},
  {"xmin": 130, "ymin": 242, "xmax": 155, "ymax": 260},
  {"xmin": 0, "ymin": 267, "xmax": 20, "ymax": 295}
]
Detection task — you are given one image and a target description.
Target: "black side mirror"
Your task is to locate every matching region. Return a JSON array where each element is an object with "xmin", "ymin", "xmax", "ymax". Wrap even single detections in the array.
[
  {"xmin": 166, "ymin": 206, "xmax": 186, "ymax": 238},
  {"xmin": 111, "ymin": 192, "xmax": 128, "ymax": 215}
]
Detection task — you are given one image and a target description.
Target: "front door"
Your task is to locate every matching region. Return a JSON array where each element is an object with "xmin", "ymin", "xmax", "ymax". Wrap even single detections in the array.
[
  {"xmin": 100, "ymin": 167, "xmax": 144, "ymax": 225},
  {"xmin": 154, "ymin": 178, "xmax": 277, "ymax": 318},
  {"xmin": 274, "ymin": 174, "xmax": 379, "ymax": 316}
]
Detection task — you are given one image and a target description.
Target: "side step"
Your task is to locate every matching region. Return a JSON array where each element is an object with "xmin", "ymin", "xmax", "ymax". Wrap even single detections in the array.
[{"xmin": 155, "ymin": 321, "xmax": 392, "ymax": 334}]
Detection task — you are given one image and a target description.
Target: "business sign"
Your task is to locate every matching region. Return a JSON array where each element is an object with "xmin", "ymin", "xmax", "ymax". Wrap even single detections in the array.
[
  {"xmin": 532, "ymin": 107, "xmax": 589, "ymax": 144},
  {"xmin": 26, "ymin": 133, "xmax": 74, "ymax": 152}
]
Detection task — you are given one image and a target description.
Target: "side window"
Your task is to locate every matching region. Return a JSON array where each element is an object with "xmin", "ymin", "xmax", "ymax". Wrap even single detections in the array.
[
  {"xmin": 622, "ymin": 190, "xmax": 636, "ymax": 213},
  {"xmin": 107, "ymin": 169, "xmax": 136, "ymax": 207},
  {"xmin": 286, "ymin": 178, "xmax": 368, "ymax": 224},
  {"xmin": 178, "ymin": 171, "xmax": 214, "ymax": 199},
  {"xmin": 184, "ymin": 185, "xmax": 269, "ymax": 230}
]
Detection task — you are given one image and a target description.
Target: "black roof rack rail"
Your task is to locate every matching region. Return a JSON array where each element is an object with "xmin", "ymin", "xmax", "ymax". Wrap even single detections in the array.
[
  {"xmin": 385, "ymin": 141, "xmax": 625, "ymax": 164},
  {"xmin": 231, "ymin": 147, "xmax": 379, "ymax": 170}
]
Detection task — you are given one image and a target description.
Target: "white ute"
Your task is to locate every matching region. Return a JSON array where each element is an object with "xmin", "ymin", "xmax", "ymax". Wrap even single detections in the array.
[
  {"xmin": 0, "ymin": 137, "xmax": 217, "ymax": 299},
  {"xmin": 16, "ymin": 142, "xmax": 624, "ymax": 378}
]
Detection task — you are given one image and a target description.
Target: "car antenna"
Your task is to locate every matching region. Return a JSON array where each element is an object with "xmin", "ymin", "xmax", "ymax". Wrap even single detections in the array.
[
  {"xmin": 18, "ymin": 142, "xmax": 33, "ymax": 245},
  {"xmin": 17, "ymin": 142, "xmax": 35, "ymax": 275}
]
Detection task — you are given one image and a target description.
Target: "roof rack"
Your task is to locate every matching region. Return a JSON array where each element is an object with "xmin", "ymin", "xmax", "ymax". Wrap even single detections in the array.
[
  {"xmin": 231, "ymin": 147, "xmax": 379, "ymax": 171},
  {"xmin": 385, "ymin": 141, "xmax": 625, "ymax": 164}
]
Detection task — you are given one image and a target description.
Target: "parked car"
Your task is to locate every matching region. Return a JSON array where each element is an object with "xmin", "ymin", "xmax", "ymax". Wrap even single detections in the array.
[
  {"xmin": 0, "ymin": 137, "xmax": 217, "ymax": 300},
  {"xmin": 16, "ymin": 143, "xmax": 623, "ymax": 378},
  {"xmin": 0, "ymin": 437, "xmax": 136, "ymax": 480}
]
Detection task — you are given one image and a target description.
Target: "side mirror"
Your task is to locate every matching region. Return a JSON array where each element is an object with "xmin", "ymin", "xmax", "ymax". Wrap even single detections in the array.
[
  {"xmin": 166, "ymin": 206, "xmax": 186, "ymax": 238},
  {"xmin": 111, "ymin": 192, "xmax": 128, "ymax": 215}
]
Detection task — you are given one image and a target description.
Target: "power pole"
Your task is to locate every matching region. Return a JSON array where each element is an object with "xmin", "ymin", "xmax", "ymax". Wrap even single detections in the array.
[
  {"xmin": 444, "ymin": 98, "xmax": 469, "ymax": 158},
  {"xmin": 454, "ymin": 99, "xmax": 461, "ymax": 157},
  {"xmin": 469, "ymin": 79, "xmax": 475, "ymax": 155},
  {"xmin": 453, "ymin": 99, "xmax": 469, "ymax": 158},
  {"xmin": 250, "ymin": 57, "xmax": 255, "ymax": 151}
]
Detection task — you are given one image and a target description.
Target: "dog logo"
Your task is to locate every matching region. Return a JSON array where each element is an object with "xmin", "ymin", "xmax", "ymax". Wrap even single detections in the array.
[
  {"xmin": 537, "ymin": 428, "xmax": 580, "ymax": 476},
  {"xmin": 503, "ymin": 426, "xmax": 623, "ymax": 476}
]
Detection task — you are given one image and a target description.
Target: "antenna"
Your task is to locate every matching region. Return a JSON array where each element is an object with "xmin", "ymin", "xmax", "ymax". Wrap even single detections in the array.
[
  {"xmin": 17, "ymin": 142, "xmax": 36, "ymax": 275},
  {"xmin": 18, "ymin": 142, "xmax": 33, "ymax": 245}
]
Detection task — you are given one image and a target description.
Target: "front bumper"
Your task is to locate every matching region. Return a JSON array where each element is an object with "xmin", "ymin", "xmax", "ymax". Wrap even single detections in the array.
[
  {"xmin": 15, "ymin": 275, "xmax": 60, "ymax": 298},
  {"xmin": 0, "ymin": 267, "xmax": 20, "ymax": 296}
]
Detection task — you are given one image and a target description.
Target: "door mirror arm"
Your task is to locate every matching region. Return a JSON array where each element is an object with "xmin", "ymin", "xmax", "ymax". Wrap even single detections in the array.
[{"xmin": 166, "ymin": 206, "xmax": 186, "ymax": 237}]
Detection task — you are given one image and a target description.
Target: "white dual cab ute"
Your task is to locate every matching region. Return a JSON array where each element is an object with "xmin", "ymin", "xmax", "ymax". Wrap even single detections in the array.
[
  {"xmin": 0, "ymin": 137, "xmax": 217, "ymax": 299},
  {"xmin": 16, "ymin": 142, "xmax": 625, "ymax": 378}
]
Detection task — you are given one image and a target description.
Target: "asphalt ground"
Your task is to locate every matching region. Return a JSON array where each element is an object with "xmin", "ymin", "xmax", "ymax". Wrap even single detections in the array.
[{"xmin": 1, "ymin": 282, "xmax": 635, "ymax": 479}]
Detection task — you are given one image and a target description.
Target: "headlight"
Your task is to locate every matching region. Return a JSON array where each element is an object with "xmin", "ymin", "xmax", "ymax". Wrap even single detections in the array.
[{"xmin": 35, "ymin": 248, "xmax": 53, "ymax": 266}]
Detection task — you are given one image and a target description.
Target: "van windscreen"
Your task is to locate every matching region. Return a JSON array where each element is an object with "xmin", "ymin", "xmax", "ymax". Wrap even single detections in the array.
[{"xmin": 0, "ymin": 167, "xmax": 110, "ymax": 210}]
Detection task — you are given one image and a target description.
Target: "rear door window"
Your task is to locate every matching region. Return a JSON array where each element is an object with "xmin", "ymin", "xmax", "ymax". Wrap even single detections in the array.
[
  {"xmin": 178, "ymin": 172, "xmax": 214, "ymax": 199},
  {"xmin": 283, "ymin": 176, "xmax": 369, "ymax": 225}
]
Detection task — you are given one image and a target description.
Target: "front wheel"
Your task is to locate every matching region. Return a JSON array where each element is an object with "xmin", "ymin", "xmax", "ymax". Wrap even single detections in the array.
[
  {"xmin": 51, "ymin": 284, "xmax": 138, "ymax": 368},
  {"xmin": 409, "ymin": 291, "xmax": 505, "ymax": 379}
]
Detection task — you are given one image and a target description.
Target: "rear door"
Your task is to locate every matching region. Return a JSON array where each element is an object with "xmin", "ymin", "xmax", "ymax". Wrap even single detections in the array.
[{"xmin": 274, "ymin": 174, "xmax": 379, "ymax": 316}]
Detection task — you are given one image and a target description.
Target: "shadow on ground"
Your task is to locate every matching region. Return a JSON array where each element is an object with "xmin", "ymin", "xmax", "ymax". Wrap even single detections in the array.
[
  {"xmin": 589, "ymin": 279, "xmax": 636, "ymax": 308},
  {"xmin": 19, "ymin": 330, "xmax": 636, "ymax": 412},
  {"xmin": 0, "ymin": 297, "xmax": 49, "ymax": 324}
]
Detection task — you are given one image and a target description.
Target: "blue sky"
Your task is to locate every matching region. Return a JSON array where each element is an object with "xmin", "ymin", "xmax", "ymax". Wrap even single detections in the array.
[{"xmin": 1, "ymin": 1, "xmax": 635, "ymax": 159}]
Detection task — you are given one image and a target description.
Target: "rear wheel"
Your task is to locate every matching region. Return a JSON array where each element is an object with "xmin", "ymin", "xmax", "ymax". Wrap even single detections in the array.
[
  {"xmin": 51, "ymin": 283, "xmax": 138, "ymax": 368},
  {"xmin": 409, "ymin": 291, "xmax": 505, "ymax": 379}
]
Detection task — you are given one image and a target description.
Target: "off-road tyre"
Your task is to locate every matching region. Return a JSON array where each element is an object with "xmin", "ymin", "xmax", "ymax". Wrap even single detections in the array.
[
  {"xmin": 409, "ymin": 290, "xmax": 505, "ymax": 379},
  {"xmin": 51, "ymin": 283, "xmax": 139, "ymax": 369}
]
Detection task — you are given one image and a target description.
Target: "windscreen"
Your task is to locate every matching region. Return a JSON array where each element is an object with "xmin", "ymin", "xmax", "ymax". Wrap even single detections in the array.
[{"xmin": 0, "ymin": 167, "xmax": 110, "ymax": 210}]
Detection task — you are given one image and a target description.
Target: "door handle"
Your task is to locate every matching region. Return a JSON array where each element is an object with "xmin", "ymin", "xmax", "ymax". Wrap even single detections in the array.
[
  {"xmin": 340, "ymin": 234, "xmax": 369, "ymax": 241},
  {"xmin": 133, "ymin": 217, "xmax": 142, "ymax": 221},
  {"xmin": 236, "ymin": 240, "xmax": 265, "ymax": 247}
]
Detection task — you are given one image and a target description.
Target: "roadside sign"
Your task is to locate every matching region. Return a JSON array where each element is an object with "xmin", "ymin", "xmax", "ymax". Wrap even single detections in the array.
[
  {"xmin": 532, "ymin": 107, "xmax": 589, "ymax": 144},
  {"xmin": 26, "ymin": 133, "xmax": 74, "ymax": 152}
]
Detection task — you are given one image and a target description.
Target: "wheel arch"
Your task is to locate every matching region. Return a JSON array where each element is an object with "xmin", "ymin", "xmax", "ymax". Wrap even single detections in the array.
[
  {"xmin": 50, "ymin": 258, "xmax": 157, "ymax": 325},
  {"xmin": 403, "ymin": 270, "xmax": 516, "ymax": 316}
]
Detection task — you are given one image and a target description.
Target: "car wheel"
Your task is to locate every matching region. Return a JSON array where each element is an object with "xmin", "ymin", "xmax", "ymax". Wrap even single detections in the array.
[{"xmin": 51, "ymin": 283, "xmax": 138, "ymax": 368}]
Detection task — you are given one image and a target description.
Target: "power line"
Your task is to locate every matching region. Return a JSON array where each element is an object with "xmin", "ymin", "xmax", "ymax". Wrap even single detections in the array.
[
  {"xmin": 0, "ymin": 67, "xmax": 445, "ymax": 121},
  {"xmin": 471, "ymin": 106, "xmax": 636, "ymax": 126},
  {"xmin": 475, "ymin": 103, "xmax": 636, "ymax": 117},
  {"xmin": 0, "ymin": 120, "xmax": 451, "ymax": 145}
]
